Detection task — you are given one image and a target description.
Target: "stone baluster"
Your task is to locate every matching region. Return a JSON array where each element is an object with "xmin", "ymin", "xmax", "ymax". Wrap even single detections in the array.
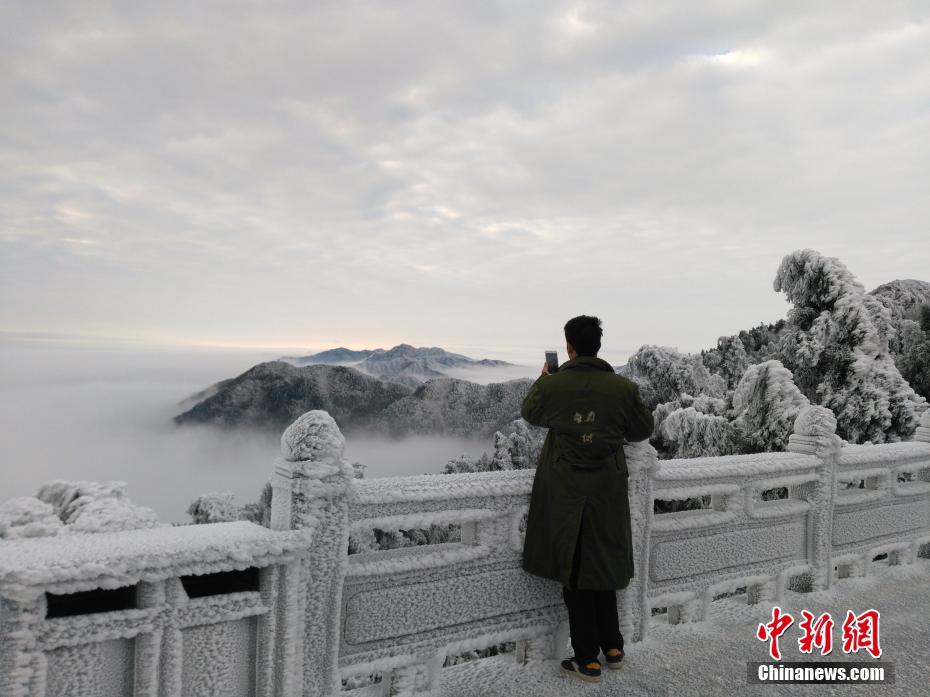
[
  {"xmin": 787, "ymin": 405, "xmax": 842, "ymax": 591},
  {"xmin": 0, "ymin": 596, "xmax": 45, "ymax": 697},
  {"xmin": 133, "ymin": 581, "xmax": 165, "ymax": 697},
  {"xmin": 270, "ymin": 410, "xmax": 354, "ymax": 697},
  {"xmin": 916, "ymin": 410, "xmax": 930, "ymax": 561},
  {"xmin": 916, "ymin": 409, "xmax": 930, "ymax": 444},
  {"xmin": 620, "ymin": 439, "xmax": 658, "ymax": 643}
]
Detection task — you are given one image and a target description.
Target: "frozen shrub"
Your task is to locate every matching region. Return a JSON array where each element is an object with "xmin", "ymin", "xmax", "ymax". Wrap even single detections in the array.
[
  {"xmin": 70, "ymin": 496, "xmax": 159, "ymax": 533},
  {"xmin": 0, "ymin": 497, "xmax": 62, "ymax": 539},
  {"xmin": 661, "ymin": 407, "xmax": 743, "ymax": 458},
  {"xmin": 628, "ymin": 345, "xmax": 725, "ymax": 406},
  {"xmin": 188, "ymin": 491, "xmax": 240, "ymax": 524},
  {"xmin": 36, "ymin": 480, "xmax": 158, "ymax": 532},
  {"xmin": 732, "ymin": 360, "xmax": 809, "ymax": 452}
]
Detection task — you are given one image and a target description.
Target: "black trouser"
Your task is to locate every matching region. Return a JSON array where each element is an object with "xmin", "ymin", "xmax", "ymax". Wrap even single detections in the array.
[{"xmin": 561, "ymin": 521, "xmax": 624, "ymax": 664}]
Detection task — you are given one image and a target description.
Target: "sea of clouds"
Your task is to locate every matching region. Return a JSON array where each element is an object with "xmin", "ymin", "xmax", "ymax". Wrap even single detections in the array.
[{"xmin": 0, "ymin": 340, "xmax": 529, "ymax": 522}]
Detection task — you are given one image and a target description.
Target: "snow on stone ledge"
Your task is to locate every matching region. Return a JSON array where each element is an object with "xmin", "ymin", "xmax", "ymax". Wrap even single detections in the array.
[
  {"xmin": 839, "ymin": 440, "xmax": 930, "ymax": 467},
  {"xmin": 351, "ymin": 469, "xmax": 536, "ymax": 505},
  {"xmin": 653, "ymin": 451, "xmax": 817, "ymax": 481},
  {"xmin": 0, "ymin": 521, "xmax": 310, "ymax": 602}
]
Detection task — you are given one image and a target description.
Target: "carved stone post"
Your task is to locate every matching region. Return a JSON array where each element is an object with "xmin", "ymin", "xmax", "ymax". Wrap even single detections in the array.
[
  {"xmin": 787, "ymin": 406, "xmax": 842, "ymax": 592},
  {"xmin": 270, "ymin": 410, "xmax": 354, "ymax": 697},
  {"xmin": 619, "ymin": 440, "xmax": 658, "ymax": 643},
  {"xmin": 916, "ymin": 411, "xmax": 930, "ymax": 561},
  {"xmin": 0, "ymin": 596, "xmax": 45, "ymax": 697},
  {"xmin": 916, "ymin": 410, "xmax": 930, "ymax": 444},
  {"xmin": 133, "ymin": 581, "xmax": 165, "ymax": 697}
]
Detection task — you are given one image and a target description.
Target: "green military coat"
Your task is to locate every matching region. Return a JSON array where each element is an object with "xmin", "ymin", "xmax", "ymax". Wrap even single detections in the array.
[{"xmin": 520, "ymin": 355, "xmax": 654, "ymax": 590}]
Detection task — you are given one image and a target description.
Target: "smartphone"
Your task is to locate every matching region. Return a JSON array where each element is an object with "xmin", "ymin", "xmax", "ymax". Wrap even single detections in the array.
[{"xmin": 545, "ymin": 350, "xmax": 559, "ymax": 373}]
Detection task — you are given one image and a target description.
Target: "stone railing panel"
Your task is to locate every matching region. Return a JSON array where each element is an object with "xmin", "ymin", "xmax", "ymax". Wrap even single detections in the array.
[
  {"xmin": 0, "ymin": 521, "xmax": 308, "ymax": 697},
  {"xmin": 338, "ymin": 467, "xmax": 564, "ymax": 690},
  {"xmin": 831, "ymin": 440, "xmax": 930, "ymax": 577}
]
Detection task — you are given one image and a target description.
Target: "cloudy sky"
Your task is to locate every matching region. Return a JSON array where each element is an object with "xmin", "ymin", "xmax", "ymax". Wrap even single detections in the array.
[{"xmin": 2, "ymin": 0, "xmax": 928, "ymax": 365}]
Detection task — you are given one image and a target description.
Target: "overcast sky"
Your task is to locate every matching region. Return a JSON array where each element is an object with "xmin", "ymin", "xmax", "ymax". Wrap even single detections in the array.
[{"xmin": 2, "ymin": 1, "xmax": 928, "ymax": 365}]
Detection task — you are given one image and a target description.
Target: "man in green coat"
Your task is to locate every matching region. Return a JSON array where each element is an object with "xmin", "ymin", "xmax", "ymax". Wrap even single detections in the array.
[{"xmin": 521, "ymin": 315, "xmax": 654, "ymax": 683}]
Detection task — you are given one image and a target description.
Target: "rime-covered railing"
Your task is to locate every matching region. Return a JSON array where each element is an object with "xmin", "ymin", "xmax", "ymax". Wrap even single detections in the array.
[
  {"xmin": 829, "ymin": 440, "xmax": 930, "ymax": 575},
  {"xmin": 644, "ymin": 449, "xmax": 825, "ymax": 629},
  {"xmin": 1, "ymin": 408, "xmax": 928, "ymax": 697},
  {"xmin": 0, "ymin": 521, "xmax": 312, "ymax": 697},
  {"xmin": 339, "ymin": 468, "xmax": 557, "ymax": 694},
  {"xmin": 638, "ymin": 407, "xmax": 930, "ymax": 639}
]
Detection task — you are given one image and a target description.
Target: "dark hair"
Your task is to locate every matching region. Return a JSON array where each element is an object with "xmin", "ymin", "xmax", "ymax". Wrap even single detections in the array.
[{"xmin": 564, "ymin": 315, "xmax": 602, "ymax": 356}]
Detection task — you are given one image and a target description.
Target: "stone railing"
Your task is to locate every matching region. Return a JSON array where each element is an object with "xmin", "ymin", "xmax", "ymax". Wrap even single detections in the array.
[
  {"xmin": 1, "ymin": 407, "xmax": 928, "ymax": 696},
  {"xmin": 0, "ymin": 521, "xmax": 312, "ymax": 697}
]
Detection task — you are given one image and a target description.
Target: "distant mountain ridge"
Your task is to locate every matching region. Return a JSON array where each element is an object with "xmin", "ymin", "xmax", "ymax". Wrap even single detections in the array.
[
  {"xmin": 379, "ymin": 376, "xmax": 533, "ymax": 437},
  {"xmin": 280, "ymin": 343, "xmax": 512, "ymax": 387},
  {"xmin": 174, "ymin": 362, "xmax": 413, "ymax": 431},
  {"xmin": 174, "ymin": 343, "xmax": 531, "ymax": 436},
  {"xmin": 286, "ymin": 347, "xmax": 376, "ymax": 364},
  {"xmin": 173, "ymin": 360, "xmax": 532, "ymax": 437}
]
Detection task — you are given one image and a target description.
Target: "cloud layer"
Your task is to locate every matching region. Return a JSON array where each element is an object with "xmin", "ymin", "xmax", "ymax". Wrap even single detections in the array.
[
  {"xmin": 2, "ymin": 1, "xmax": 928, "ymax": 362},
  {"xmin": 0, "ymin": 341, "xmax": 495, "ymax": 521}
]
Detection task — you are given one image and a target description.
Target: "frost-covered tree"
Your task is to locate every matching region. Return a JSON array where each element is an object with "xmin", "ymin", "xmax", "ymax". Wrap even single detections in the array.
[
  {"xmin": 661, "ymin": 407, "xmax": 743, "ymax": 458},
  {"xmin": 442, "ymin": 451, "xmax": 491, "ymax": 473},
  {"xmin": 443, "ymin": 453, "xmax": 480, "ymax": 473},
  {"xmin": 774, "ymin": 249, "xmax": 926, "ymax": 442},
  {"xmin": 732, "ymin": 360, "xmax": 810, "ymax": 452},
  {"xmin": 897, "ymin": 306, "xmax": 930, "ymax": 399},
  {"xmin": 691, "ymin": 394, "xmax": 728, "ymax": 416},
  {"xmin": 489, "ymin": 419, "xmax": 545, "ymax": 470},
  {"xmin": 714, "ymin": 335, "xmax": 751, "ymax": 389},
  {"xmin": 869, "ymin": 282, "xmax": 930, "ymax": 392},
  {"xmin": 188, "ymin": 491, "xmax": 240, "ymax": 524},
  {"xmin": 651, "ymin": 399, "xmax": 684, "ymax": 453},
  {"xmin": 651, "ymin": 394, "xmax": 729, "ymax": 458},
  {"xmin": 187, "ymin": 484, "xmax": 273, "ymax": 526},
  {"xmin": 444, "ymin": 420, "xmax": 544, "ymax": 473},
  {"xmin": 347, "ymin": 527, "xmax": 379, "ymax": 554},
  {"xmin": 508, "ymin": 418, "xmax": 546, "ymax": 469},
  {"xmin": 239, "ymin": 483, "xmax": 273, "ymax": 527},
  {"xmin": 628, "ymin": 345, "xmax": 726, "ymax": 407},
  {"xmin": 619, "ymin": 370, "xmax": 660, "ymax": 411},
  {"xmin": 490, "ymin": 431, "xmax": 514, "ymax": 470},
  {"xmin": 869, "ymin": 279, "xmax": 930, "ymax": 323},
  {"xmin": 737, "ymin": 320, "xmax": 787, "ymax": 362}
]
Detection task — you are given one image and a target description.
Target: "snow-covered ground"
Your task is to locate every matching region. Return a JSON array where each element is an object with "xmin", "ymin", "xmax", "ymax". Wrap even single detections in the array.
[{"xmin": 440, "ymin": 558, "xmax": 930, "ymax": 696}]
